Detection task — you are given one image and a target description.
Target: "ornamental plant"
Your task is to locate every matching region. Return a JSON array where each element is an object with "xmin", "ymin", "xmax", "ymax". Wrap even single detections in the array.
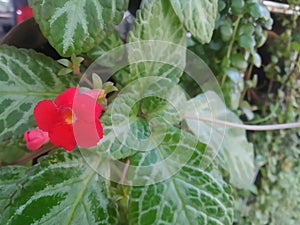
[{"xmin": 0, "ymin": 0, "xmax": 299, "ymax": 225}]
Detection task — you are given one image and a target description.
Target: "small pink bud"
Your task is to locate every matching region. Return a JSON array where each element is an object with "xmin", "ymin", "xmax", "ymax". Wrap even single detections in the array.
[{"xmin": 24, "ymin": 129, "xmax": 49, "ymax": 150}]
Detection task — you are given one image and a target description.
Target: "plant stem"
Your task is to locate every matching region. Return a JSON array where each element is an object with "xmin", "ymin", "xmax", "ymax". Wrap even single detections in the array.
[
  {"xmin": 221, "ymin": 15, "xmax": 242, "ymax": 87},
  {"xmin": 183, "ymin": 114, "xmax": 300, "ymax": 131},
  {"xmin": 120, "ymin": 159, "xmax": 130, "ymax": 185},
  {"xmin": 74, "ymin": 70, "xmax": 94, "ymax": 88}
]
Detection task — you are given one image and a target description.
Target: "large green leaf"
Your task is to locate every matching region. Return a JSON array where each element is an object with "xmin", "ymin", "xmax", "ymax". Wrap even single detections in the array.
[
  {"xmin": 29, "ymin": 0, "xmax": 128, "ymax": 56},
  {"xmin": 183, "ymin": 91, "xmax": 256, "ymax": 189},
  {"xmin": 0, "ymin": 166, "xmax": 27, "ymax": 211},
  {"xmin": 0, "ymin": 45, "xmax": 75, "ymax": 145},
  {"xmin": 128, "ymin": 168, "xmax": 233, "ymax": 224},
  {"xmin": 1, "ymin": 150, "xmax": 118, "ymax": 225},
  {"xmin": 127, "ymin": 0, "xmax": 187, "ymax": 84},
  {"xmin": 169, "ymin": 0, "xmax": 218, "ymax": 43},
  {"xmin": 126, "ymin": 128, "xmax": 233, "ymax": 224},
  {"xmin": 87, "ymin": 29, "xmax": 124, "ymax": 66}
]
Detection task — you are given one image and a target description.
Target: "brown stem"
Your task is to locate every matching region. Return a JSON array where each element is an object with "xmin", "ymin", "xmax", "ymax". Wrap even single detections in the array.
[{"xmin": 74, "ymin": 71, "xmax": 94, "ymax": 89}]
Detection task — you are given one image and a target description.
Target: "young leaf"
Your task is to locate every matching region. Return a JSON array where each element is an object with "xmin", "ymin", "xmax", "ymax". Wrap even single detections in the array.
[
  {"xmin": 92, "ymin": 73, "xmax": 103, "ymax": 89},
  {"xmin": 1, "ymin": 151, "xmax": 118, "ymax": 225},
  {"xmin": 183, "ymin": 91, "xmax": 256, "ymax": 189},
  {"xmin": 0, "ymin": 45, "xmax": 75, "ymax": 145},
  {"xmin": 127, "ymin": 0, "xmax": 187, "ymax": 84},
  {"xmin": 169, "ymin": 0, "xmax": 218, "ymax": 43},
  {"xmin": 29, "ymin": 0, "xmax": 128, "ymax": 56}
]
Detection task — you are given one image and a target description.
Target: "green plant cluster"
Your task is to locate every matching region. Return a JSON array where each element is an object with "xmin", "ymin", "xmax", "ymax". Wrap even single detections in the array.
[
  {"xmin": 186, "ymin": 0, "xmax": 300, "ymax": 224},
  {"xmin": 185, "ymin": 0, "xmax": 300, "ymax": 224},
  {"xmin": 233, "ymin": 1, "xmax": 300, "ymax": 224},
  {"xmin": 189, "ymin": 0, "xmax": 272, "ymax": 113}
]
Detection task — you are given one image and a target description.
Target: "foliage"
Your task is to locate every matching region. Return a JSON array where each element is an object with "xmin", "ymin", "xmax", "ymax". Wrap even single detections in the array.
[
  {"xmin": 0, "ymin": 0, "xmax": 241, "ymax": 224},
  {"xmin": 232, "ymin": 1, "xmax": 300, "ymax": 224},
  {"xmin": 185, "ymin": 0, "xmax": 300, "ymax": 224},
  {"xmin": 1, "ymin": 0, "xmax": 298, "ymax": 224}
]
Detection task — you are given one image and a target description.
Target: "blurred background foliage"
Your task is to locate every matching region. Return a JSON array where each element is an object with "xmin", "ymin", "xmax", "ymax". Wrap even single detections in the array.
[{"xmin": 184, "ymin": 0, "xmax": 300, "ymax": 224}]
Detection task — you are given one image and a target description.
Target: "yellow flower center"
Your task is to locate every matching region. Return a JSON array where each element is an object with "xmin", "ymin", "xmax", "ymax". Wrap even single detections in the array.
[{"xmin": 62, "ymin": 108, "xmax": 76, "ymax": 124}]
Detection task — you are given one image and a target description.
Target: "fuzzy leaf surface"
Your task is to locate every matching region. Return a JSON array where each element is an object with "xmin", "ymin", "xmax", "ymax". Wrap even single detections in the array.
[
  {"xmin": 29, "ymin": 0, "xmax": 128, "ymax": 56},
  {"xmin": 170, "ymin": 0, "xmax": 218, "ymax": 43},
  {"xmin": 1, "ymin": 151, "xmax": 117, "ymax": 225},
  {"xmin": 0, "ymin": 45, "xmax": 75, "ymax": 147}
]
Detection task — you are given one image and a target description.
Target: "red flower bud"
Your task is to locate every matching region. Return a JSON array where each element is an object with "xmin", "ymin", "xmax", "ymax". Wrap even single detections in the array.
[{"xmin": 24, "ymin": 128, "xmax": 49, "ymax": 150}]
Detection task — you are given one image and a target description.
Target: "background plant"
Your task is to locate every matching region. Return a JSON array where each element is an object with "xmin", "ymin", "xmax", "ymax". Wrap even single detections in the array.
[{"xmin": 186, "ymin": 0, "xmax": 300, "ymax": 224}]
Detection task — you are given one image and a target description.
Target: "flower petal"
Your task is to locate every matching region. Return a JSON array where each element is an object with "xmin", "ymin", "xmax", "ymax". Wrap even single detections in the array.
[
  {"xmin": 34, "ymin": 100, "xmax": 61, "ymax": 131},
  {"xmin": 54, "ymin": 88, "xmax": 78, "ymax": 107},
  {"xmin": 49, "ymin": 123, "xmax": 76, "ymax": 151},
  {"xmin": 73, "ymin": 119, "xmax": 103, "ymax": 148},
  {"xmin": 73, "ymin": 93, "xmax": 102, "ymax": 122}
]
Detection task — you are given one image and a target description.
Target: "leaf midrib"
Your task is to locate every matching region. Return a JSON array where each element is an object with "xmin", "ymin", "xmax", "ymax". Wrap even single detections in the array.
[
  {"xmin": 151, "ymin": 131, "xmax": 195, "ymax": 225},
  {"xmin": 64, "ymin": 157, "xmax": 102, "ymax": 225}
]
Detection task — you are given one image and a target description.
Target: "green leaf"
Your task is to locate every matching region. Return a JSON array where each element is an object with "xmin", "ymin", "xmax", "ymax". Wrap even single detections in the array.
[
  {"xmin": 128, "ymin": 168, "xmax": 233, "ymax": 224},
  {"xmin": 183, "ymin": 91, "xmax": 256, "ymax": 189},
  {"xmin": 0, "ymin": 45, "xmax": 75, "ymax": 144},
  {"xmin": 97, "ymin": 77, "xmax": 187, "ymax": 160},
  {"xmin": 231, "ymin": 54, "xmax": 248, "ymax": 70},
  {"xmin": 252, "ymin": 52, "xmax": 262, "ymax": 68},
  {"xmin": 127, "ymin": 128, "xmax": 233, "ymax": 224},
  {"xmin": 170, "ymin": 0, "xmax": 218, "ymax": 43},
  {"xmin": 231, "ymin": 0, "xmax": 244, "ymax": 15},
  {"xmin": 92, "ymin": 73, "xmax": 103, "ymax": 89},
  {"xmin": 220, "ymin": 23, "xmax": 233, "ymax": 42},
  {"xmin": 57, "ymin": 58, "xmax": 71, "ymax": 67},
  {"xmin": 247, "ymin": 2, "xmax": 270, "ymax": 20},
  {"xmin": 87, "ymin": 29, "xmax": 124, "ymax": 67},
  {"xmin": 238, "ymin": 23, "xmax": 255, "ymax": 36},
  {"xmin": 1, "ymin": 151, "xmax": 118, "ymax": 225},
  {"xmin": 224, "ymin": 67, "xmax": 242, "ymax": 83},
  {"xmin": 0, "ymin": 166, "xmax": 27, "ymax": 211},
  {"xmin": 58, "ymin": 67, "xmax": 73, "ymax": 76},
  {"xmin": 238, "ymin": 35, "xmax": 256, "ymax": 51},
  {"xmin": 29, "ymin": 0, "xmax": 128, "ymax": 56},
  {"xmin": 0, "ymin": 139, "xmax": 27, "ymax": 164},
  {"xmin": 128, "ymin": 0, "xmax": 187, "ymax": 84}
]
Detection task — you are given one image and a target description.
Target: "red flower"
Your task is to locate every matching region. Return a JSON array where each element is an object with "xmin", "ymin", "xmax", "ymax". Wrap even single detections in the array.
[
  {"xmin": 24, "ymin": 128, "xmax": 49, "ymax": 150},
  {"xmin": 34, "ymin": 88, "xmax": 103, "ymax": 151}
]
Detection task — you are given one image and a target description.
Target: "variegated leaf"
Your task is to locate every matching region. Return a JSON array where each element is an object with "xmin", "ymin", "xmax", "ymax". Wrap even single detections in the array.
[
  {"xmin": 183, "ymin": 91, "xmax": 256, "ymax": 189},
  {"xmin": 29, "ymin": 0, "xmax": 128, "ymax": 56},
  {"xmin": 169, "ymin": 0, "xmax": 218, "ymax": 43},
  {"xmin": 127, "ymin": 0, "xmax": 187, "ymax": 84},
  {"xmin": 127, "ymin": 127, "xmax": 233, "ymax": 224},
  {"xmin": 0, "ymin": 45, "xmax": 75, "ymax": 152},
  {"xmin": 1, "ymin": 151, "xmax": 118, "ymax": 225}
]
